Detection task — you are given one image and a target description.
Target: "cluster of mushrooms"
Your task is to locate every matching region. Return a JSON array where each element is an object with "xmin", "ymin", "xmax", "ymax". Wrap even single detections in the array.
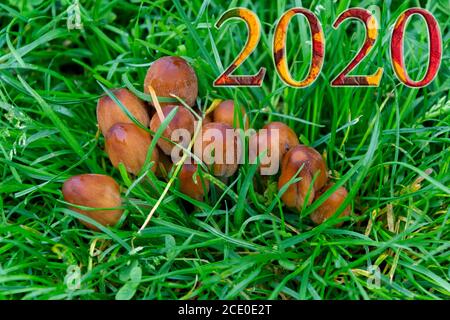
[{"xmin": 62, "ymin": 56, "xmax": 350, "ymax": 231}]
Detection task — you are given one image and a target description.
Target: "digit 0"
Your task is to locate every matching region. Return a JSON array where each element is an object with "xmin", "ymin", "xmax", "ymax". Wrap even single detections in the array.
[
  {"xmin": 331, "ymin": 8, "xmax": 383, "ymax": 86},
  {"xmin": 273, "ymin": 8, "xmax": 324, "ymax": 88},
  {"xmin": 391, "ymin": 8, "xmax": 442, "ymax": 88},
  {"xmin": 213, "ymin": 8, "xmax": 266, "ymax": 87}
]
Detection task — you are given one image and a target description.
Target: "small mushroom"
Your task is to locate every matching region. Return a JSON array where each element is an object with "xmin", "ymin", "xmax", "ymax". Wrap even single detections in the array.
[
  {"xmin": 291, "ymin": 145, "xmax": 328, "ymax": 191},
  {"xmin": 62, "ymin": 174, "xmax": 123, "ymax": 230},
  {"xmin": 310, "ymin": 183, "xmax": 350, "ymax": 226},
  {"xmin": 144, "ymin": 56, "xmax": 198, "ymax": 107},
  {"xmin": 149, "ymin": 105, "xmax": 195, "ymax": 156},
  {"xmin": 105, "ymin": 123, "xmax": 159, "ymax": 175},
  {"xmin": 179, "ymin": 163, "xmax": 209, "ymax": 201},
  {"xmin": 194, "ymin": 122, "xmax": 240, "ymax": 177},
  {"xmin": 96, "ymin": 88, "xmax": 149, "ymax": 136},
  {"xmin": 262, "ymin": 122, "xmax": 299, "ymax": 157},
  {"xmin": 248, "ymin": 131, "xmax": 275, "ymax": 175},
  {"xmin": 278, "ymin": 145, "xmax": 328, "ymax": 210},
  {"xmin": 212, "ymin": 100, "xmax": 249, "ymax": 129},
  {"xmin": 249, "ymin": 122, "xmax": 299, "ymax": 175}
]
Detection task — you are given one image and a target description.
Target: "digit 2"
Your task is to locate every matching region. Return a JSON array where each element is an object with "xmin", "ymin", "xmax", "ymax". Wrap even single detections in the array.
[
  {"xmin": 331, "ymin": 8, "xmax": 383, "ymax": 86},
  {"xmin": 213, "ymin": 8, "xmax": 266, "ymax": 87}
]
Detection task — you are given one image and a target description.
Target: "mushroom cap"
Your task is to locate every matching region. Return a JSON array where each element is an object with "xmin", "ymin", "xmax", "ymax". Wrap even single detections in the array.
[
  {"xmin": 212, "ymin": 100, "xmax": 248, "ymax": 129},
  {"xmin": 105, "ymin": 123, "xmax": 159, "ymax": 175},
  {"xmin": 62, "ymin": 174, "xmax": 123, "ymax": 230},
  {"xmin": 194, "ymin": 122, "xmax": 240, "ymax": 177},
  {"xmin": 262, "ymin": 122, "xmax": 299, "ymax": 157},
  {"xmin": 149, "ymin": 105, "xmax": 195, "ymax": 155},
  {"xmin": 248, "ymin": 130, "xmax": 282, "ymax": 175},
  {"xmin": 290, "ymin": 145, "xmax": 328, "ymax": 191},
  {"xmin": 179, "ymin": 163, "xmax": 209, "ymax": 201},
  {"xmin": 310, "ymin": 183, "xmax": 350, "ymax": 226},
  {"xmin": 278, "ymin": 150, "xmax": 315, "ymax": 210},
  {"xmin": 144, "ymin": 56, "xmax": 198, "ymax": 107},
  {"xmin": 278, "ymin": 145, "xmax": 328, "ymax": 210},
  {"xmin": 96, "ymin": 88, "xmax": 149, "ymax": 136}
]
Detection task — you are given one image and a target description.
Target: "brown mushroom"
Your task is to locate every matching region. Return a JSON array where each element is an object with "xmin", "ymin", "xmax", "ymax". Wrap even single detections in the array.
[
  {"xmin": 105, "ymin": 123, "xmax": 159, "ymax": 175},
  {"xmin": 249, "ymin": 122, "xmax": 299, "ymax": 175},
  {"xmin": 144, "ymin": 56, "xmax": 198, "ymax": 107},
  {"xmin": 179, "ymin": 163, "xmax": 209, "ymax": 201},
  {"xmin": 248, "ymin": 131, "xmax": 275, "ymax": 175},
  {"xmin": 96, "ymin": 88, "xmax": 149, "ymax": 136},
  {"xmin": 262, "ymin": 122, "xmax": 299, "ymax": 157},
  {"xmin": 212, "ymin": 100, "xmax": 249, "ymax": 129},
  {"xmin": 278, "ymin": 154, "xmax": 314, "ymax": 209},
  {"xmin": 310, "ymin": 183, "xmax": 350, "ymax": 226},
  {"xmin": 278, "ymin": 145, "xmax": 328, "ymax": 210},
  {"xmin": 149, "ymin": 105, "xmax": 195, "ymax": 156},
  {"xmin": 194, "ymin": 122, "xmax": 240, "ymax": 177},
  {"xmin": 62, "ymin": 174, "xmax": 123, "ymax": 230}
]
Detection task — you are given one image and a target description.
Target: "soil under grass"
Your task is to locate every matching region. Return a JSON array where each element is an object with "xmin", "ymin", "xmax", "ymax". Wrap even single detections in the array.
[{"xmin": 0, "ymin": 0, "xmax": 449, "ymax": 300}]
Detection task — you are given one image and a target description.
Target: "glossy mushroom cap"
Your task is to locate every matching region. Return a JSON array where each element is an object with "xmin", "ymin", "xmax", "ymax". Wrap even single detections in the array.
[
  {"xmin": 278, "ymin": 154, "xmax": 314, "ymax": 209},
  {"xmin": 248, "ymin": 122, "xmax": 299, "ymax": 175},
  {"xmin": 278, "ymin": 145, "xmax": 328, "ymax": 210},
  {"xmin": 105, "ymin": 123, "xmax": 159, "ymax": 175},
  {"xmin": 96, "ymin": 88, "xmax": 149, "ymax": 136},
  {"xmin": 292, "ymin": 145, "xmax": 328, "ymax": 191},
  {"xmin": 248, "ymin": 130, "xmax": 277, "ymax": 175},
  {"xmin": 212, "ymin": 100, "xmax": 249, "ymax": 129},
  {"xmin": 179, "ymin": 163, "xmax": 209, "ymax": 201},
  {"xmin": 62, "ymin": 174, "xmax": 123, "ymax": 230},
  {"xmin": 194, "ymin": 122, "xmax": 240, "ymax": 177},
  {"xmin": 262, "ymin": 122, "xmax": 299, "ymax": 158},
  {"xmin": 144, "ymin": 56, "xmax": 198, "ymax": 107},
  {"xmin": 310, "ymin": 183, "xmax": 350, "ymax": 226},
  {"xmin": 149, "ymin": 105, "xmax": 195, "ymax": 156}
]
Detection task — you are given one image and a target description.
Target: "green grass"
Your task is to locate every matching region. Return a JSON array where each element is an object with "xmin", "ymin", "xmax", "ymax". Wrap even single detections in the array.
[{"xmin": 0, "ymin": 0, "xmax": 449, "ymax": 300}]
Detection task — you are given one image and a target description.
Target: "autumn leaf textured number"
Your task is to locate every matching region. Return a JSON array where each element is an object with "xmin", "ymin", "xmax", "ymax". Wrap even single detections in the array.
[
  {"xmin": 331, "ymin": 8, "xmax": 383, "ymax": 86},
  {"xmin": 213, "ymin": 7, "xmax": 442, "ymax": 89},
  {"xmin": 273, "ymin": 8, "xmax": 325, "ymax": 88},
  {"xmin": 391, "ymin": 8, "xmax": 442, "ymax": 88},
  {"xmin": 213, "ymin": 8, "xmax": 266, "ymax": 87}
]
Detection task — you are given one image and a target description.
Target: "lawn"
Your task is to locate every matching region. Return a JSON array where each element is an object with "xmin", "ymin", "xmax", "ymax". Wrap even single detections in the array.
[{"xmin": 0, "ymin": 0, "xmax": 449, "ymax": 300}]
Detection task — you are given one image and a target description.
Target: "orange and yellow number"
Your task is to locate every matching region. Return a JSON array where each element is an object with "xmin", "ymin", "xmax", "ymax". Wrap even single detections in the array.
[
  {"xmin": 213, "ymin": 8, "xmax": 266, "ymax": 87},
  {"xmin": 273, "ymin": 8, "xmax": 325, "ymax": 88},
  {"xmin": 331, "ymin": 8, "xmax": 383, "ymax": 86},
  {"xmin": 391, "ymin": 8, "xmax": 442, "ymax": 88}
]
